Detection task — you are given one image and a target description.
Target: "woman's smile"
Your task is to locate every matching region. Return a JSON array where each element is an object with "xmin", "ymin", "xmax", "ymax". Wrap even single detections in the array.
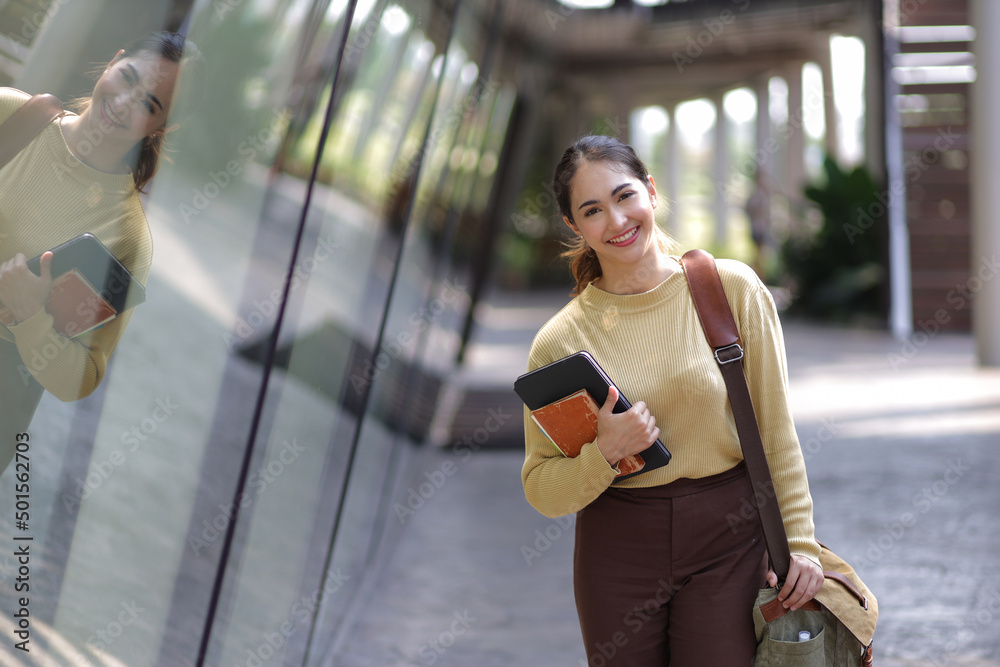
[
  {"xmin": 607, "ymin": 226, "xmax": 640, "ymax": 246},
  {"xmin": 99, "ymin": 99, "xmax": 127, "ymax": 129}
]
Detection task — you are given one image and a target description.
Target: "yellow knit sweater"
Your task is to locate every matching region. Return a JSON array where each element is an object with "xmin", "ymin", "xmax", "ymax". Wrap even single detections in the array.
[
  {"xmin": 521, "ymin": 257, "xmax": 821, "ymax": 563},
  {"xmin": 0, "ymin": 87, "xmax": 152, "ymax": 401}
]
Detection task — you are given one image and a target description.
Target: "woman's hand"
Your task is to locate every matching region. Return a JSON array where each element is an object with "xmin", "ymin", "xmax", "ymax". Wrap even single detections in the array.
[
  {"xmin": 766, "ymin": 554, "xmax": 824, "ymax": 611},
  {"xmin": 0, "ymin": 252, "xmax": 53, "ymax": 324},
  {"xmin": 595, "ymin": 386, "xmax": 660, "ymax": 466}
]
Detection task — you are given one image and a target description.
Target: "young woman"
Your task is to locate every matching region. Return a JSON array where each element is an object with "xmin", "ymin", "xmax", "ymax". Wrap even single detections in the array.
[
  {"xmin": 0, "ymin": 32, "xmax": 203, "ymax": 471},
  {"xmin": 521, "ymin": 135, "xmax": 823, "ymax": 665}
]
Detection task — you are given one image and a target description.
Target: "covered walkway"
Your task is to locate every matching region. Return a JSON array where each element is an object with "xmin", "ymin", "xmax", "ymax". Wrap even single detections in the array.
[{"xmin": 333, "ymin": 286, "xmax": 1000, "ymax": 666}]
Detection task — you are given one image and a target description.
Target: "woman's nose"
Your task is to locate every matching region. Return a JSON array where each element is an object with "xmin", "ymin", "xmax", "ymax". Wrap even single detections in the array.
[
  {"xmin": 610, "ymin": 207, "xmax": 628, "ymax": 227},
  {"xmin": 110, "ymin": 94, "xmax": 133, "ymax": 118}
]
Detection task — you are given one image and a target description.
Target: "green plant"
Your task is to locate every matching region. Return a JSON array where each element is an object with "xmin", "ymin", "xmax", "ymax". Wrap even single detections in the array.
[{"xmin": 781, "ymin": 156, "xmax": 887, "ymax": 323}]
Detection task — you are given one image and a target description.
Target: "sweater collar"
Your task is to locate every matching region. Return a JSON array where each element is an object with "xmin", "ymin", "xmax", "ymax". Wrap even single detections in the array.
[
  {"xmin": 578, "ymin": 256, "xmax": 687, "ymax": 314},
  {"xmin": 48, "ymin": 115, "xmax": 137, "ymax": 195}
]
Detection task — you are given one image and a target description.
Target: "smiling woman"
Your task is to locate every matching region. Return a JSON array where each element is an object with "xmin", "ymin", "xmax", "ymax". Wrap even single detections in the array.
[
  {"xmin": 522, "ymin": 135, "xmax": 825, "ymax": 666},
  {"xmin": 554, "ymin": 135, "xmax": 678, "ymax": 296},
  {"xmin": 63, "ymin": 31, "xmax": 205, "ymax": 192},
  {"xmin": 0, "ymin": 31, "xmax": 204, "ymax": 473}
]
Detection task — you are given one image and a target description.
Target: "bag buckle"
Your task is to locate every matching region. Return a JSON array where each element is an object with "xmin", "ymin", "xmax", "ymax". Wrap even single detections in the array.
[{"xmin": 714, "ymin": 343, "xmax": 744, "ymax": 365}]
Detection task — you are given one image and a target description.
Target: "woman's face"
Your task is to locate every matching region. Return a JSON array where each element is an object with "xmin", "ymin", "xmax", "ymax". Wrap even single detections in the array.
[
  {"xmin": 563, "ymin": 159, "xmax": 659, "ymax": 275},
  {"xmin": 89, "ymin": 51, "xmax": 179, "ymax": 143}
]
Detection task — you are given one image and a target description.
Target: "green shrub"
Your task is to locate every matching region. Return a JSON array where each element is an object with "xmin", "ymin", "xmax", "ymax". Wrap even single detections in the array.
[{"xmin": 781, "ymin": 157, "xmax": 887, "ymax": 324}]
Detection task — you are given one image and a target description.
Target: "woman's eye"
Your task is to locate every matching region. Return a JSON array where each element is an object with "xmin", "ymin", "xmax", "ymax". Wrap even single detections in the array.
[
  {"xmin": 584, "ymin": 207, "xmax": 599, "ymax": 217},
  {"xmin": 619, "ymin": 191, "xmax": 634, "ymax": 201}
]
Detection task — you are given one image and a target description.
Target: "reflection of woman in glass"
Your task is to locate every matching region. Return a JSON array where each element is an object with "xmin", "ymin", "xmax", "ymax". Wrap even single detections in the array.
[
  {"xmin": 521, "ymin": 135, "xmax": 822, "ymax": 665},
  {"xmin": 0, "ymin": 32, "xmax": 203, "ymax": 472}
]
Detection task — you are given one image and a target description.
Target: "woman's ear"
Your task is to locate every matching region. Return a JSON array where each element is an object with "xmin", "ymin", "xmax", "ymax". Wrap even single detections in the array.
[
  {"xmin": 646, "ymin": 175, "xmax": 658, "ymax": 207},
  {"xmin": 562, "ymin": 215, "xmax": 579, "ymax": 236}
]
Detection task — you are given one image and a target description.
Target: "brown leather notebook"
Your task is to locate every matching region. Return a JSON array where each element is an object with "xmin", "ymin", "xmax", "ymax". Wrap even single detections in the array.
[
  {"xmin": 515, "ymin": 351, "xmax": 669, "ymax": 482},
  {"xmin": 530, "ymin": 388, "xmax": 645, "ymax": 477}
]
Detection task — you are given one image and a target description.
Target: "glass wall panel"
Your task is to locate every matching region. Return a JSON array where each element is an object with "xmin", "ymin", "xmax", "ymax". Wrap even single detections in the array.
[
  {"xmin": 0, "ymin": 0, "xmax": 517, "ymax": 665},
  {"xmin": 200, "ymin": 1, "xmax": 464, "ymax": 665},
  {"xmin": 0, "ymin": 1, "xmax": 323, "ymax": 665},
  {"xmin": 304, "ymin": 2, "xmax": 512, "ymax": 663}
]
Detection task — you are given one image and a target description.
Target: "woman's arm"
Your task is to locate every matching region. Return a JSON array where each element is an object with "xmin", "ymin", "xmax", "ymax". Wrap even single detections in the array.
[
  {"xmin": 520, "ymin": 337, "xmax": 617, "ymax": 517},
  {"xmin": 7, "ymin": 301, "xmax": 137, "ymax": 402},
  {"xmin": 1, "ymin": 236, "xmax": 148, "ymax": 403},
  {"xmin": 522, "ymin": 383, "xmax": 659, "ymax": 517}
]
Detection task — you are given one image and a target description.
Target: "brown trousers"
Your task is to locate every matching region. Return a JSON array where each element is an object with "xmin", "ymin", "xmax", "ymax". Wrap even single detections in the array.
[{"xmin": 574, "ymin": 462, "xmax": 766, "ymax": 667}]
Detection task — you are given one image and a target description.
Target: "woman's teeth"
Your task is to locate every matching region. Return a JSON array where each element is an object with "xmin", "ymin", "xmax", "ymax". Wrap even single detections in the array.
[{"xmin": 609, "ymin": 227, "xmax": 638, "ymax": 244}]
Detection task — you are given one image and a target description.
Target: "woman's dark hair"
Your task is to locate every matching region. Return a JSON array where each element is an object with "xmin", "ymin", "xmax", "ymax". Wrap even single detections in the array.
[
  {"xmin": 71, "ymin": 31, "xmax": 205, "ymax": 193},
  {"xmin": 553, "ymin": 135, "xmax": 673, "ymax": 295}
]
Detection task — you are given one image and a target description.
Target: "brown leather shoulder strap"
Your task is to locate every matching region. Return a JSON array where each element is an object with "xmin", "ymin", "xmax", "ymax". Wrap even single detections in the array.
[
  {"xmin": 679, "ymin": 248, "xmax": 792, "ymax": 579},
  {"xmin": 0, "ymin": 93, "xmax": 64, "ymax": 171},
  {"xmin": 678, "ymin": 248, "xmax": 741, "ymax": 350}
]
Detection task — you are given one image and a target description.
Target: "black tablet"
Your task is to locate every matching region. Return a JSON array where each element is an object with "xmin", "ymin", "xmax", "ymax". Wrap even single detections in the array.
[
  {"xmin": 514, "ymin": 351, "xmax": 671, "ymax": 481},
  {"xmin": 28, "ymin": 233, "xmax": 145, "ymax": 313}
]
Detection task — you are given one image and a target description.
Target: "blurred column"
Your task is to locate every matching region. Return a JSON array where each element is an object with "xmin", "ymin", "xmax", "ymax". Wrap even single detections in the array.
[
  {"xmin": 862, "ymin": 2, "xmax": 886, "ymax": 183},
  {"xmin": 353, "ymin": 23, "xmax": 413, "ymax": 163},
  {"xmin": 970, "ymin": 0, "xmax": 1000, "ymax": 365},
  {"xmin": 663, "ymin": 104, "xmax": 680, "ymax": 236},
  {"xmin": 754, "ymin": 76, "xmax": 771, "ymax": 176},
  {"xmin": 785, "ymin": 63, "xmax": 806, "ymax": 204},
  {"xmin": 712, "ymin": 92, "xmax": 728, "ymax": 247},
  {"xmin": 814, "ymin": 37, "xmax": 839, "ymax": 163},
  {"xmin": 615, "ymin": 82, "xmax": 633, "ymax": 142},
  {"xmin": 882, "ymin": 5, "xmax": 913, "ymax": 341}
]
